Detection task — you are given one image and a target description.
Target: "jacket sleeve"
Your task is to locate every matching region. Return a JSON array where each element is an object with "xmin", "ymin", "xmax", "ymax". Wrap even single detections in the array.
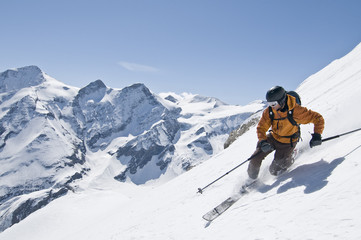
[
  {"xmin": 294, "ymin": 105, "xmax": 325, "ymax": 134},
  {"xmin": 257, "ymin": 108, "xmax": 272, "ymax": 141}
]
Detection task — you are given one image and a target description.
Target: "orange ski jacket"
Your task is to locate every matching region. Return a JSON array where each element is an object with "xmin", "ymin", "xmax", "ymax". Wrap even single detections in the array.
[{"xmin": 257, "ymin": 94, "xmax": 325, "ymax": 144}]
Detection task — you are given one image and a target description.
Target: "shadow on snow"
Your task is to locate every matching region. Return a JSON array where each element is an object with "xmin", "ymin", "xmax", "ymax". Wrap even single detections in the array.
[{"xmin": 258, "ymin": 144, "xmax": 361, "ymax": 194}]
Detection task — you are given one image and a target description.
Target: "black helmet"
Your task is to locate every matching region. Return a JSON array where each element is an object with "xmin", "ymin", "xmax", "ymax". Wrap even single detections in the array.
[{"xmin": 266, "ymin": 86, "xmax": 286, "ymax": 104}]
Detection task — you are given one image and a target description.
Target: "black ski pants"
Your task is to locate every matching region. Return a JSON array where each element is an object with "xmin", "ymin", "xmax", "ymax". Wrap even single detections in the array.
[{"xmin": 247, "ymin": 133, "xmax": 296, "ymax": 179}]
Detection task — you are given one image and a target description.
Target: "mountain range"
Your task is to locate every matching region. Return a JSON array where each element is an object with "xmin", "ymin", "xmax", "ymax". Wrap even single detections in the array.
[{"xmin": 0, "ymin": 66, "xmax": 264, "ymax": 232}]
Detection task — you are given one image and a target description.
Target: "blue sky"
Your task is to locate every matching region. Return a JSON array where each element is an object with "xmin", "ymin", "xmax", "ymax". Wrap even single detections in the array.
[{"xmin": 1, "ymin": 0, "xmax": 361, "ymax": 105}]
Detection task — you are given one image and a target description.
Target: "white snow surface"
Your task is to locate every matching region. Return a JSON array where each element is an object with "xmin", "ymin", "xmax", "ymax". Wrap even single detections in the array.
[{"xmin": 1, "ymin": 43, "xmax": 361, "ymax": 239}]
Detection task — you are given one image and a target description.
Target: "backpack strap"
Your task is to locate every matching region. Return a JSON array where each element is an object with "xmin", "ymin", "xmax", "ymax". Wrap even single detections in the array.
[
  {"xmin": 268, "ymin": 106, "xmax": 274, "ymax": 122},
  {"xmin": 268, "ymin": 107, "xmax": 301, "ymax": 147},
  {"xmin": 287, "ymin": 109, "xmax": 298, "ymax": 126}
]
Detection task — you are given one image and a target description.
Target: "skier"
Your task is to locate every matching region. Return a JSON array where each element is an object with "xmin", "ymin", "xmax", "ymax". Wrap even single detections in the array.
[{"xmin": 247, "ymin": 86, "xmax": 325, "ymax": 180}]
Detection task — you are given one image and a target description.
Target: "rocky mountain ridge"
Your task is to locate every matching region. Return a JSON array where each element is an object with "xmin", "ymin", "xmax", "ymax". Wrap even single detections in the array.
[{"xmin": 0, "ymin": 66, "xmax": 264, "ymax": 231}]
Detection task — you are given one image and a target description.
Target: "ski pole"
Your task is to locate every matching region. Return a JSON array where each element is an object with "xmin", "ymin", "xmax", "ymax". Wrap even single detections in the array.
[
  {"xmin": 197, "ymin": 151, "xmax": 261, "ymax": 194},
  {"xmin": 322, "ymin": 127, "xmax": 361, "ymax": 143}
]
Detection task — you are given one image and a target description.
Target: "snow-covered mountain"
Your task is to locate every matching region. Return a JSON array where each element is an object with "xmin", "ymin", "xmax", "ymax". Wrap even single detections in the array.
[
  {"xmin": 1, "ymin": 41, "xmax": 361, "ymax": 239},
  {"xmin": 0, "ymin": 66, "xmax": 263, "ymax": 232}
]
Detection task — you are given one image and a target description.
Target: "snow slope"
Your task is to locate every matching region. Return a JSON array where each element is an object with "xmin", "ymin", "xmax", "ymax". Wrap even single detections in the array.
[{"xmin": 1, "ymin": 43, "xmax": 361, "ymax": 239}]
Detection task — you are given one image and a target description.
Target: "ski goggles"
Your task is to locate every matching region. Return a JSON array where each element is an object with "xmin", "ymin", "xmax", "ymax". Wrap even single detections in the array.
[{"xmin": 267, "ymin": 101, "xmax": 279, "ymax": 107}]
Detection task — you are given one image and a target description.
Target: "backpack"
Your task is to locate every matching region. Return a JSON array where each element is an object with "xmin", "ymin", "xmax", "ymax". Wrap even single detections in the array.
[
  {"xmin": 287, "ymin": 91, "xmax": 301, "ymax": 105},
  {"xmin": 268, "ymin": 91, "xmax": 301, "ymax": 146}
]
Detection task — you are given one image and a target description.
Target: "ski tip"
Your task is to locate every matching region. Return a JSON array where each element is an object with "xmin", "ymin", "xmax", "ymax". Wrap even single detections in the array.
[
  {"xmin": 197, "ymin": 188, "xmax": 203, "ymax": 194},
  {"xmin": 202, "ymin": 214, "xmax": 216, "ymax": 222}
]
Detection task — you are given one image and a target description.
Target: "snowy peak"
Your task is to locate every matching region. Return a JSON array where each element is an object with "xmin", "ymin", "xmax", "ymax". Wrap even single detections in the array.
[
  {"xmin": 0, "ymin": 66, "xmax": 46, "ymax": 93},
  {"xmin": 161, "ymin": 92, "xmax": 226, "ymax": 106},
  {"xmin": 74, "ymin": 79, "xmax": 107, "ymax": 105},
  {"xmin": 80, "ymin": 79, "xmax": 107, "ymax": 94},
  {"xmin": 125, "ymin": 83, "xmax": 152, "ymax": 96},
  {"xmin": 119, "ymin": 83, "xmax": 158, "ymax": 107}
]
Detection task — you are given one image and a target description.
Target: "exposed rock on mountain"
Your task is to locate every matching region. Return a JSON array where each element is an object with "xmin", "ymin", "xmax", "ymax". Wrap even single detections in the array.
[{"xmin": 0, "ymin": 66, "xmax": 264, "ymax": 231}]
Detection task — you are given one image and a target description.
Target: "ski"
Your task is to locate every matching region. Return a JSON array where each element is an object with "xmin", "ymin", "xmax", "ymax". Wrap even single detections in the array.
[{"xmin": 202, "ymin": 181, "xmax": 256, "ymax": 221}]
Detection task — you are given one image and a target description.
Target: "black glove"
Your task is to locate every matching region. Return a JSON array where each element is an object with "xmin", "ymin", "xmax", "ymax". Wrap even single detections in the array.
[
  {"xmin": 310, "ymin": 133, "xmax": 322, "ymax": 148},
  {"xmin": 259, "ymin": 140, "xmax": 274, "ymax": 153}
]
